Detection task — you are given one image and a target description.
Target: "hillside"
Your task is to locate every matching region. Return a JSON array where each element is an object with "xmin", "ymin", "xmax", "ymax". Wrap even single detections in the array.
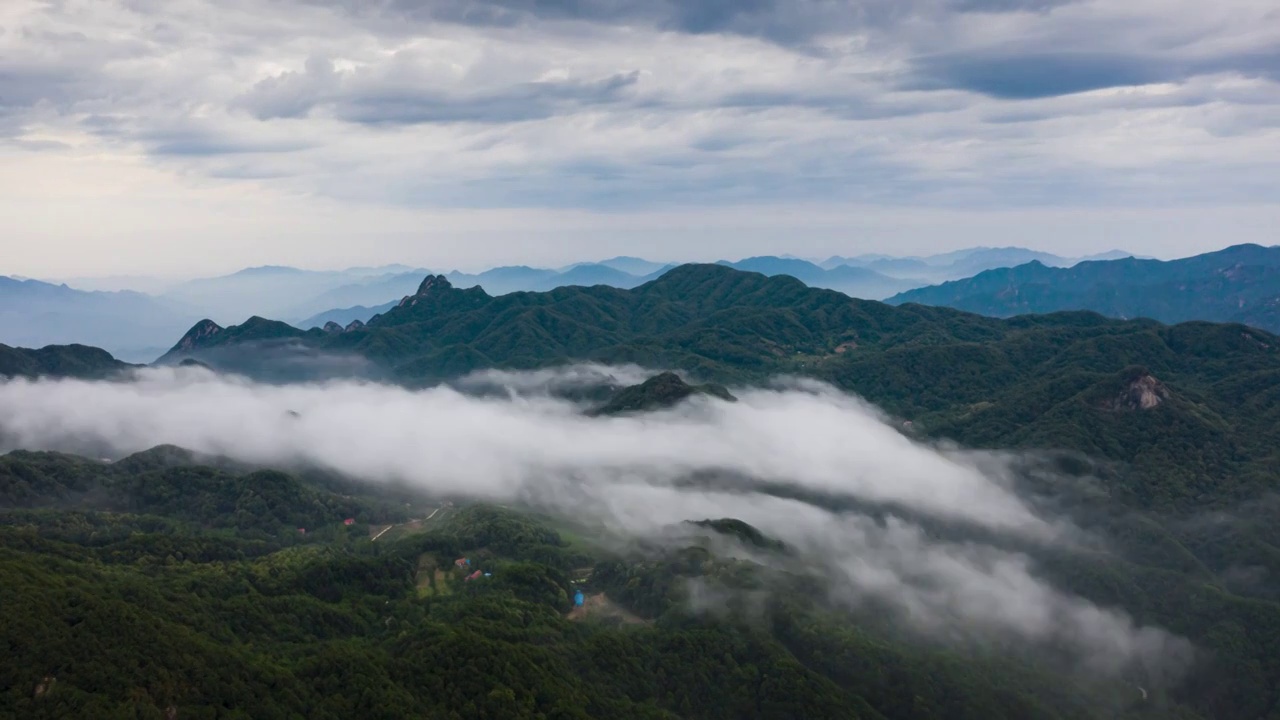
[
  {"xmin": 3, "ymin": 449, "xmax": 1279, "ymax": 719},
  {"xmin": 888, "ymin": 244, "xmax": 1280, "ymax": 333},
  {"xmin": 12, "ymin": 264, "xmax": 1280, "ymax": 718},
  {"xmin": 0, "ymin": 344, "xmax": 136, "ymax": 380},
  {"xmin": 590, "ymin": 371, "xmax": 736, "ymax": 415},
  {"xmin": 160, "ymin": 264, "xmax": 1005, "ymax": 382},
  {"xmin": 291, "ymin": 248, "xmax": 1138, "ymax": 333}
]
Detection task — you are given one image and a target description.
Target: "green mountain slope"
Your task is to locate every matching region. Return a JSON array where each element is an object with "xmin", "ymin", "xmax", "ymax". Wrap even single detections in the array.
[
  {"xmin": 590, "ymin": 371, "xmax": 735, "ymax": 415},
  {"xmin": 160, "ymin": 264, "xmax": 1025, "ymax": 381},
  {"xmin": 0, "ymin": 343, "xmax": 136, "ymax": 380},
  {"xmin": 887, "ymin": 244, "xmax": 1280, "ymax": 333},
  {"xmin": 3, "ymin": 451, "xmax": 1262, "ymax": 719}
]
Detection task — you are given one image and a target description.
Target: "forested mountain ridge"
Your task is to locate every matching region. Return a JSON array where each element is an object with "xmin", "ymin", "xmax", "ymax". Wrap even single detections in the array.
[
  {"xmin": 887, "ymin": 243, "xmax": 1280, "ymax": 333},
  {"xmin": 158, "ymin": 263, "xmax": 1059, "ymax": 378},
  {"xmin": 590, "ymin": 371, "xmax": 736, "ymax": 415},
  {"xmin": 152, "ymin": 264, "xmax": 1280, "ymax": 515},
  {"xmin": 0, "ymin": 343, "xmax": 137, "ymax": 380},
  {"xmin": 0, "ymin": 448, "xmax": 1272, "ymax": 719}
]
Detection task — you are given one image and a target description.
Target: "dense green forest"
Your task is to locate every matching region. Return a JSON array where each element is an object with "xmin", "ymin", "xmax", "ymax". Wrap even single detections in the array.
[
  {"xmin": 7, "ymin": 446, "xmax": 1274, "ymax": 719},
  {"xmin": 0, "ymin": 343, "xmax": 136, "ymax": 379},
  {"xmin": 589, "ymin": 372, "xmax": 735, "ymax": 416}
]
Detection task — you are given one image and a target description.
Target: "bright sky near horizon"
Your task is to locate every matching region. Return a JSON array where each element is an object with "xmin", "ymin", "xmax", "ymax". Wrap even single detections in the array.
[{"xmin": 2, "ymin": 0, "xmax": 1278, "ymax": 276}]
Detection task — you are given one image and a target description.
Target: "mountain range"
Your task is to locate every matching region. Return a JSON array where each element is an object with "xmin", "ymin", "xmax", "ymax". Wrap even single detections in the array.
[
  {"xmin": 296, "ymin": 257, "xmax": 906, "ymax": 330},
  {"xmin": 157, "ymin": 264, "xmax": 1280, "ymax": 504},
  {"xmin": 889, "ymin": 243, "xmax": 1280, "ymax": 333},
  {"xmin": 7, "ymin": 245, "xmax": 1269, "ymax": 367},
  {"xmin": 291, "ymin": 249, "xmax": 1134, "ymax": 332},
  {"xmin": 0, "ymin": 277, "xmax": 200, "ymax": 362},
  {"xmin": 7, "ymin": 261, "xmax": 1280, "ymax": 718},
  {"xmin": 824, "ymin": 247, "xmax": 1140, "ymax": 283}
]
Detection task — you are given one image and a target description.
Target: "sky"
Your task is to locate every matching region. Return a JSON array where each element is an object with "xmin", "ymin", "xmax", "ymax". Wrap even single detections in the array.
[{"xmin": 2, "ymin": 0, "xmax": 1279, "ymax": 276}]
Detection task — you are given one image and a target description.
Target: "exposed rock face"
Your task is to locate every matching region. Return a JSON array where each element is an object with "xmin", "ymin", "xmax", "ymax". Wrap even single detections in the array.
[
  {"xmin": 34, "ymin": 676, "xmax": 55, "ymax": 698},
  {"xmin": 398, "ymin": 274, "xmax": 454, "ymax": 308},
  {"xmin": 344, "ymin": 319, "xmax": 365, "ymax": 332},
  {"xmin": 417, "ymin": 274, "xmax": 452, "ymax": 295},
  {"xmin": 1113, "ymin": 373, "xmax": 1169, "ymax": 411},
  {"xmin": 322, "ymin": 321, "xmax": 343, "ymax": 334},
  {"xmin": 176, "ymin": 319, "xmax": 222, "ymax": 351}
]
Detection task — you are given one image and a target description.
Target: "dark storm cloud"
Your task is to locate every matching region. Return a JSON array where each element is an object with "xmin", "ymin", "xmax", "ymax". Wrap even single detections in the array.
[
  {"xmin": 909, "ymin": 48, "xmax": 1280, "ymax": 99},
  {"xmin": 908, "ymin": 52, "xmax": 1175, "ymax": 99},
  {"xmin": 300, "ymin": 0, "xmax": 1084, "ymax": 45},
  {"xmin": 306, "ymin": 0, "xmax": 819, "ymax": 42}
]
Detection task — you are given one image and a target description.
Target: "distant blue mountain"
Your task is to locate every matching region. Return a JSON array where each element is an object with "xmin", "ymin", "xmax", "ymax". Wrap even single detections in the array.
[
  {"xmin": 720, "ymin": 257, "xmax": 920, "ymax": 299},
  {"xmin": 822, "ymin": 246, "xmax": 1139, "ymax": 283},
  {"xmin": 0, "ymin": 277, "xmax": 199, "ymax": 362},
  {"xmin": 887, "ymin": 244, "xmax": 1280, "ymax": 333}
]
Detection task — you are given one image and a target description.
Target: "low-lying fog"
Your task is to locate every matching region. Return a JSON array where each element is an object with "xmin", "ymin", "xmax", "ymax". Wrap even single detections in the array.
[{"xmin": 0, "ymin": 364, "xmax": 1191, "ymax": 682}]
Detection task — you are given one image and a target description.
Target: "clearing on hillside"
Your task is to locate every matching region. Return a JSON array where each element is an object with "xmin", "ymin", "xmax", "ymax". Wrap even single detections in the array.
[
  {"xmin": 567, "ymin": 593, "xmax": 647, "ymax": 625},
  {"xmin": 415, "ymin": 554, "xmax": 453, "ymax": 598}
]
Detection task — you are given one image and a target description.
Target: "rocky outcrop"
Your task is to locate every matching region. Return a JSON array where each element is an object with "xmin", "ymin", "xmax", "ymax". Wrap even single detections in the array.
[
  {"xmin": 397, "ymin": 275, "xmax": 454, "ymax": 308},
  {"xmin": 322, "ymin": 321, "xmax": 344, "ymax": 334},
  {"xmin": 1112, "ymin": 373, "xmax": 1169, "ymax": 411},
  {"xmin": 417, "ymin": 274, "xmax": 452, "ymax": 295},
  {"xmin": 175, "ymin": 319, "xmax": 222, "ymax": 351},
  {"xmin": 344, "ymin": 319, "xmax": 365, "ymax": 332}
]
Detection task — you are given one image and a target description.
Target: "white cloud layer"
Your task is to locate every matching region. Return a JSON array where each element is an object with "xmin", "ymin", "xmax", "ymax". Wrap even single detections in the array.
[{"xmin": 0, "ymin": 364, "xmax": 1193, "ymax": 678}]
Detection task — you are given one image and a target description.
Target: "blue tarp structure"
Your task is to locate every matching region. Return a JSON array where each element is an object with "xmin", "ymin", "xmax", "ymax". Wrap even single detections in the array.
[{"xmin": 574, "ymin": 592, "xmax": 585, "ymax": 606}]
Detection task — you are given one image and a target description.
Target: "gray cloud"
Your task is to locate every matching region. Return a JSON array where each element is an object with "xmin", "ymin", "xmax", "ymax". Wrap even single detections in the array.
[
  {"xmin": 303, "ymin": 0, "xmax": 852, "ymax": 44},
  {"xmin": 235, "ymin": 55, "xmax": 641, "ymax": 125},
  {"xmin": 908, "ymin": 52, "xmax": 1175, "ymax": 99},
  {"xmin": 2, "ymin": 0, "xmax": 1279, "ymax": 271},
  {"xmin": 909, "ymin": 48, "xmax": 1280, "ymax": 99},
  {"xmin": 303, "ymin": 0, "xmax": 1088, "ymax": 46},
  {"xmin": 0, "ymin": 364, "xmax": 1193, "ymax": 679}
]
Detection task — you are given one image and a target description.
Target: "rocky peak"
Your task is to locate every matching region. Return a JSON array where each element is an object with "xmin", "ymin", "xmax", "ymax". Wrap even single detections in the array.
[
  {"xmin": 344, "ymin": 319, "xmax": 365, "ymax": 332},
  {"xmin": 322, "ymin": 321, "xmax": 343, "ymax": 334},
  {"xmin": 397, "ymin": 274, "xmax": 455, "ymax": 308},
  {"xmin": 176, "ymin": 319, "xmax": 222, "ymax": 351},
  {"xmin": 416, "ymin": 274, "xmax": 452, "ymax": 295},
  {"xmin": 1112, "ymin": 373, "xmax": 1169, "ymax": 411}
]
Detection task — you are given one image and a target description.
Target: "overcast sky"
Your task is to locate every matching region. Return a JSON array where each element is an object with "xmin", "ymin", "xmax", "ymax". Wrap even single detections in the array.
[{"xmin": 3, "ymin": 0, "xmax": 1278, "ymax": 276}]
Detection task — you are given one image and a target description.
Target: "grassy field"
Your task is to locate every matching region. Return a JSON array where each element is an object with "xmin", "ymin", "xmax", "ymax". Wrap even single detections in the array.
[{"xmin": 414, "ymin": 554, "xmax": 454, "ymax": 598}]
